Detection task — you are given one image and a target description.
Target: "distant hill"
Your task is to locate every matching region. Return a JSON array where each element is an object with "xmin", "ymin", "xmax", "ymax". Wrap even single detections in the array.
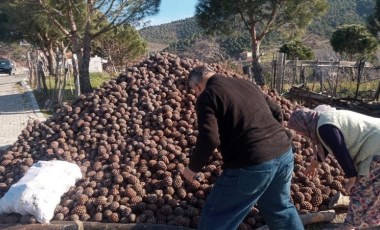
[
  {"xmin": 139, "ymin": 17, "xmax": 202, "ymax": 45},
  {"xmin": 138, "ymin": 0, "xmax": 375, "ymax": 61},
  {"xmin": 310, "ymin": 0, "xmax": 374, "ymax": 36}
]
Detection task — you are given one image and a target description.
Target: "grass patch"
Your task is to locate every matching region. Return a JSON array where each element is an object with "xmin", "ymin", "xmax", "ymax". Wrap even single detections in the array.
[
  {"xmin": 301, "ymin": 79, "xmax": 379, "ymax": 100},
  {"xmin": 89, "ymin": 72, "xmax": 115, "ymax": 88},
  {"xmin": 279, "ymin": 77, "xmax": 380, "ymax": 101},
  {"xmin": 33, "ymin": 72, "xmax": 114, "ymax": 115}
]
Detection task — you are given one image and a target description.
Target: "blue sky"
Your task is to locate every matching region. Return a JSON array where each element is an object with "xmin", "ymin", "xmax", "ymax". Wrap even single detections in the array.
[{"xmin": 145, "ymin": 0, "xmax": 197, "ymax": 26}]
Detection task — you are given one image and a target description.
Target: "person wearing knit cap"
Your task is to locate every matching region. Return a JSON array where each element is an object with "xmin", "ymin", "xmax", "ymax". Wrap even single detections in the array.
[{"xmin": 288, "ymin": 108, "xmax": 380, "ymax": 229}]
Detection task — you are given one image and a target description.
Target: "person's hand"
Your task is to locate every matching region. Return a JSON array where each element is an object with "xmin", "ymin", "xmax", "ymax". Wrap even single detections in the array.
[
  {"xmin": 180, "ymin": 167, "xmax": 196, "ymax": 183},
  {"xmin": 304, "ymin": 159, "xmax": 319, "ymax": 178},
  {"xmin": 344, "ymin": 177, "xmax": 356, "ymax": 195}
]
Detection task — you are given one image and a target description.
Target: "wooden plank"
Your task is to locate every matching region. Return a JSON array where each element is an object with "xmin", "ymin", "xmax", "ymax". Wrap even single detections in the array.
[
  {"xmin": 256, "ymin": 210, "xmax": 337, "ymax": 230},
  {"xmin": 285, "ymin": 60, "xmax": 373, "ymax": 68},
  {"xmin": 288, "ymin": 85, "xmax": 333, "ymax": 102}
]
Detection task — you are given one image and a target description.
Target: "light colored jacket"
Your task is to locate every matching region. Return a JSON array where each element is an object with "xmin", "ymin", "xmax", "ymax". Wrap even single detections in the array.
[{"xmin": 317, "ymin": 110, "xmax": 380, "ymax": 176}]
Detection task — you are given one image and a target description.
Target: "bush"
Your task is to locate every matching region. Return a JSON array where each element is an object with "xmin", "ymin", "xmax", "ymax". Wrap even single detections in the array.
[
  {"xmin": 330, "ymin": 24, "xmax": 378, "ymax": 60},
  {"xmin": 279, "ymin": 41, "xmax": 315, "ymax": 60}
]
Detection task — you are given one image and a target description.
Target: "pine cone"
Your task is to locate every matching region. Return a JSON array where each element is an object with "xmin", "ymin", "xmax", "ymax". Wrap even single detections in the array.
[
  {"xmin": 301, "ymin": 201, "xmax": 313, "ymax": 210},
  {"xmin": 71, "ymin": 205, "xmax": 87, "ymax": 216},
  {"xmin": 311, "ymin": 194, "xmax": 323, "ymax": 207}
]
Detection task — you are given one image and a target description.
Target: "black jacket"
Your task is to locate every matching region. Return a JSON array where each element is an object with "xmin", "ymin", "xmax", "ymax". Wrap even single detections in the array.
[{"xmin": 188, "ymin": 74, "xmax": 291, "ymax": 172}]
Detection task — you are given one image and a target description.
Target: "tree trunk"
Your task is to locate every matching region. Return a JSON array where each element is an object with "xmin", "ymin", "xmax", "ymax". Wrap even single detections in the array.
[
  {"xmin": 47, "ymin": 45, "xmax": 56, "ymax": 77},
  {"xmin": 32, "ymin": 51, "xmax": 38, "ymax": 89},
  {"xmin": 251, "ymin": 39, "xmax": 265, "ymax": 86},
  {"xmin": 78, "ymin": 22, "xmax": 94, "ymax": 94},
  {"xmin": 72, "ymin": 53, "xmax": 80, "ymax": 97},
  {"xmin": 69, "ymin": 31, "xmax": 92, "ymax": 95},
  {"xmin": 70, "ymin": 38, "xmax": 82, "ymax": 96},
  {"xmin": 79, "ymin": 50, "xmax": 93, "ymax": 93},
  {"xmin": 51, "ymin": 48, "xmax": 60, "ymax": 106},
  {"xmin": 37, "ymin": 59, "xmax": 47, "ymax": 95},
  {"xmin": 56, "ymin": 46, "xmax": 68, "ymax": 107},
  {"xmin": 26, "ymin": 51, "xmax": 35, "ymax": 88}
]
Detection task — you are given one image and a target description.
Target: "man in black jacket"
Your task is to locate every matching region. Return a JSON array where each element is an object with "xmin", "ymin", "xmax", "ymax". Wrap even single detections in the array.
[{"xmin": 180, "ymin": 65, "xmax": 303, "ymax": 230}]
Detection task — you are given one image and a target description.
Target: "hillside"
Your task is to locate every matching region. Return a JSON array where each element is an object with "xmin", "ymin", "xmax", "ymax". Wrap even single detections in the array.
[
  {"xmin": 138, "ymin": 0, "xmax": 375, "ymax": 61},
  {"xmin": 310, "ymin": 0, "xmax": 374, "ymax": 36},
  {"xmin": 139, "ymin": 17, "xmax": 202, "ymax": 45}
]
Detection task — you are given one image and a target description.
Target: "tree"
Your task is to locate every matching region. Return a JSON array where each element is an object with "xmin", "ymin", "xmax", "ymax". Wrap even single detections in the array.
[
  {"xmin": 180, "ymin": 38, "xmax": 225, "ymax": 63},
  {"xmin": 330, "ymin": 24, "xmax": 378, "ymax": 60},
  {"xmin": 3, "ymin": 1, "xmax": 67, "ymax": 76},
  {"xmin": 195, "ymin": 0, "xmax": 328, "ymax": 85},
  {"xmin": 279, "ymin": 41, "xmax": 315, "ymax": 60},
  {"xmin": 366, "ymin": 0, "xmax": 380, "ymax": 101},
  {"xmin": 367, "ymin": 0, "xmax": 380, "ymax": 38},
  {"xmin": 26, "ymin": 0, "xmax": 160, "ymax": 93},
  {"xmin": 0, "ymin": 11, "xmax": 11, "ymax": 41},
  {"xmin": 92, "ymin": 25, "xmax": 147, "ymax": 71}
]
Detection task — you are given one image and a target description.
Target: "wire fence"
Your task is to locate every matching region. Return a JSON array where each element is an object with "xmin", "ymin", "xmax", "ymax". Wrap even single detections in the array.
[{"xmin": 240, "ymin": 55, "xmax": 380, "ymax": 101}]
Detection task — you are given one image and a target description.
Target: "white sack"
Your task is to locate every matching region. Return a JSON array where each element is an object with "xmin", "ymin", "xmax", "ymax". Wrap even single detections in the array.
[
  {"xmin": 0, "ymin": 160, "xmax": 82, "ymax": 223},
  {"xmin": 314, "ymin": 104, "xmax": 336, "ymax": 112}
]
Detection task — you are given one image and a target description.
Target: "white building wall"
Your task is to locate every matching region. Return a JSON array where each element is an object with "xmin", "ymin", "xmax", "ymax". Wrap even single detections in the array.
[{"xmin": 89, "ymin": 56, "xmax": 103, "ymax": 73}]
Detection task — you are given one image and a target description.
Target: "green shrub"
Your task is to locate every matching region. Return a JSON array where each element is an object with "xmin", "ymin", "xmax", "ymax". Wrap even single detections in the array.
[
  {"xmin": 89, "ymin": 72, "xmax": 113, "ymax": 89},
  {"xmin": 279, "ymin": 41, "xmax": 315, "ymax": 60}
]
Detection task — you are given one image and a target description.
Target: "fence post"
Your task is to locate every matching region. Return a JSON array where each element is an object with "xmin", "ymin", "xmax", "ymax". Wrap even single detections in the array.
[
  {"xmin": 311, "ymin": 63, "xmax": 318, "ymax": 89},
  {"xmin": 272, "ymin": 54, "xmax": 278, "ymax": 90},
  {"xmin": 374, "ymin": 81, "xmax": 380, "ymax": 101},
  {"xmin": 293, "ymin": 58, "xmax": 298, "ymax": 85},
  {"xmin": 280, "ymin": 53, "xmax": 286, "ymax": 93},
  {"xmin": 355, "ymin": 60, "xmax": 365, "ymax": 99},
  {"xmin": 317, "ymin": 60, "xmax": 323, "ymax": 92},
  {"xmin": 275, "ymin": 53, "xmax": 283, "ymax": 93}
]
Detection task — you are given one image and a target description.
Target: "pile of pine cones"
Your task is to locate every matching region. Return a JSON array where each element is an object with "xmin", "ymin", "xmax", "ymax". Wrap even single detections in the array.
[{"xmin": 0, "ymin": 52, "xmax": 347, "ymax": 229}]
